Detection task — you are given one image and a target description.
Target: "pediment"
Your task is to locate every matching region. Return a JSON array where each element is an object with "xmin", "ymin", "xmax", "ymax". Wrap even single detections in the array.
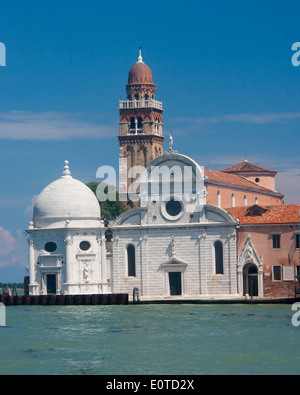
[
  {"xmin": 160, "ymin": 257, "xmax": 188, "ymax": 269},
  {"xmin": 239, "ymin": 235, "xmax": 262, "ymax": 267}
]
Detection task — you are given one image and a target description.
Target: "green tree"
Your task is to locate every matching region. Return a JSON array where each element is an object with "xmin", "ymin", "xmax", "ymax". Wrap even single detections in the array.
[{"xmin": 86, "ymin": 182, "xmax": 127, "ymax": 225}]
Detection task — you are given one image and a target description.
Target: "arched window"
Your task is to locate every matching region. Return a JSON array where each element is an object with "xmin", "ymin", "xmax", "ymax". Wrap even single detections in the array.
[
  {"xmin": 217, "ymin": 191, "xmax": 221, "ymax": 208},
  {"xmin": 135, "ymin": 94, "xmax": 139, "ymax": 101},
  {"xmin": 255, "ymin": 196, "xmax": 258, "ymax": 204},
  {"xmin": 130, "ymin": 117, "xmax": 135, "ymax": 133},
  {"xmin": 244, "ymin": 195, "xmax": 248, "ymax": 206},
  {"xmin": 137, "ymin": 117, "xmax": 143, "ymax": 132},
  {"xmin": 127, "ymin": 146, "xmax": 134, "ymax": 176},
  {"xmin": 155, "ymin": 119, "xmax": 159, "ymax": 134},
  {"xmin": 127, "ymin": 244, "xmax": 136, "ymax": 277},
  {"xmin": 231, "ymin": 193, "xmax": 235, "ymax": 208},
  {"xmin": 140, "ymin": 146, "xmax": 147, "ymax": 167},
  {"xmin": 214, "ymin": 241, "xmax": 224, "ymax": 275}
]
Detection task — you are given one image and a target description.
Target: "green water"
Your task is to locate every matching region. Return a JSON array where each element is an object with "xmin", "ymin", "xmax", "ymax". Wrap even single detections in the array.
[{"xmin": 0, "ymin": 304, "xmax": 299, "ymax": 375}]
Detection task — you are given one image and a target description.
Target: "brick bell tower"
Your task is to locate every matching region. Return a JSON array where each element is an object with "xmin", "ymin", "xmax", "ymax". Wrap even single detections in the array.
[{"xmin": 118, "ymin": 50, "xmax": 164, "ymax": 204}]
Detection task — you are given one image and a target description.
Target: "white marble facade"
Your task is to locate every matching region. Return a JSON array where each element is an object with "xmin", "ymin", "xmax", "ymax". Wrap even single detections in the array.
[
  {"xmin": 27, "ymin": 161, "xmax": 109, "ymax": 296},
  {"xmin": 27, "ymin": 154, "xmax": 240, "ymax": 301}
]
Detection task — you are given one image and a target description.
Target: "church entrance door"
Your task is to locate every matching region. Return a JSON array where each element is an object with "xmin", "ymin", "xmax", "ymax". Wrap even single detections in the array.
[
  {"xmin": 169, "ymin": 272, "xmax": 182, "ymax": 296},
  {"xmin": 47, "ymin": 274, "xmax": 57, "ymax": 295}
]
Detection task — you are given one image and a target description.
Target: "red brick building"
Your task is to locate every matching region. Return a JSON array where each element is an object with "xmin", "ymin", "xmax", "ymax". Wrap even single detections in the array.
[{"xmin": 229, "ymin": 204, "xmax": 300, "ymax": 298}]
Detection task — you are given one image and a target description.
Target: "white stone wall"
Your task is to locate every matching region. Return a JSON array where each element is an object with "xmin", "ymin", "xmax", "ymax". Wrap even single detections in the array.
[
  {"xmin": 111, "ymin": 225, "xmax": 238, "ymax": 300},
  {"xmin": 28, "ymin": 228, "xmax": 108, "ymax": 296}
]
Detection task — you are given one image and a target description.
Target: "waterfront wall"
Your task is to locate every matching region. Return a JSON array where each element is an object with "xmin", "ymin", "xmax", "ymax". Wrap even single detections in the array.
[{"xmin": 0, "ymin": 293, "xmax": 128, "ymax": 306}]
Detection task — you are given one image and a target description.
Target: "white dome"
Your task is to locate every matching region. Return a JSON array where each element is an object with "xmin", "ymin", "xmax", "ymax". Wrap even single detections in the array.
[{"xmin": 33, "ymin": 161, "xmax": 101, "ymax": 229}]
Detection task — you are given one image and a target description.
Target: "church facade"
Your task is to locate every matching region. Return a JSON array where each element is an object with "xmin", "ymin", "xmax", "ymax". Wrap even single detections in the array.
[
  {"xmin": 26, "ymin": 51, "xmax": 300, "ymax": 301},
  {"xmin": 110, "ymin": 151, "xmax": 239, "ymax": 301}
]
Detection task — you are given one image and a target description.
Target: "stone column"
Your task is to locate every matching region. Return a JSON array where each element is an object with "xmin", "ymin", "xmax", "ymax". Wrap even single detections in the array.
[
  {"xmin": 97, "ymin": 233, "xmax": 107, "ymax": 293},
  {"xmin": 64, "ymin": 235, "xmax": 73, "ymax": 286},
  {"xmin": 27, "ymin": 239, "xmax": 37, "ymax": 295},
  {"xmin": 198, "ymin": 232, "xmax": 206, "ymax": 296},
  {"xmin": 101, "ymin": 232, "xmax": 108, "ymax": 293},
  {"xmin": 139, "ymin": 235, "xmax": 148, "ymax": 297},
  {"xmin": 227, "ymin": 231, "xmax": 237, "ymax": 295}
]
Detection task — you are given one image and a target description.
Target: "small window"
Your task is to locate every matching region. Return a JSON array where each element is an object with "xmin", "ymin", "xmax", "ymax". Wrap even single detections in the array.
[
  {"xmin": 273, "ymin": 266, "xmax": 282, "ymax": 281},
  {"xmin": 296, "ymin": 234, "xmax": 300, "ymax": 249},
  {"xmin": 217, "ymin": 191, "xmax": 221, "ymax": 208},
  {"xmin": 127, "ymin": 244, "xmax": 136, "ymax": 277},
  {"xmin": 44, "ymin": 242, "xmax": 57, "ymax": 253},
  {"xmin": 283, "ymin": 266, "xmax": 295, "ymax": 281},
  {"xmin": 155, "ymin": 119, "xmax": 159, "ymax": 134},
  {"xmin": 80, "ymin": 241, "xmax": 91, "ymax": 251},
  {"xmin": 130, "ymin": 117, "xmax": 135, "ymax": 132},
  {"xmin": 214, "ymin": 241, "xmax": 224, "ymax": 275},
  {"xmin": 296, "ymin": 266, "xmax": 300, "ymax": 280},
  {"xmin": 272, "ymin": 234, "xmax": 281, "ymax": 249},
  {"xmin": 137, "ymin": 117, "xmax": 143, "ymax": 131},
  {"xmin": 231, "ymin": 193, "xmax": 235, "ymax": 208},
  {"xmin": 255, "ymin": 178, "xmax": 260, "ymax": 183}
]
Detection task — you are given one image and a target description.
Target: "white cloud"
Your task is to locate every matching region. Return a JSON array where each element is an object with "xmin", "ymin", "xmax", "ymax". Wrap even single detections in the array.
[
  {"xmin": 0, "ymin": 227, "xmax": 27, "ymax": 270},
  {"xmin": 0, "ymin": 227, "xmax": 16, "ymax": 258},
  {"xmin": 173, "ymin": 111, "xmax": 300, "ymax": 126},
  {"xmin": 0, "ymin": 111, "xmax": 116, "ymax": 140},
  {"xmin": 276, "ymin": 168, "xmax": 300, "ymax": 204},
  {"xmin": 25, "ymin": 195, "xmax": 38, "ymax": 217}
]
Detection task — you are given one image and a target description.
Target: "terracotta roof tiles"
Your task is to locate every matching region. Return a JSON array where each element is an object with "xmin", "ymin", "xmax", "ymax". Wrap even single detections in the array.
[{"xmin": 227, "ymin": 204, "xmax": 300, "ymax": 225}]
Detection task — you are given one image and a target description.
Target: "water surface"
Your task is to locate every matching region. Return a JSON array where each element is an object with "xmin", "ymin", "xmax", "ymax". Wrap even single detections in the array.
[{"xmin": 0, "ymin": 304, "xmax": 299, "ymax": 375}]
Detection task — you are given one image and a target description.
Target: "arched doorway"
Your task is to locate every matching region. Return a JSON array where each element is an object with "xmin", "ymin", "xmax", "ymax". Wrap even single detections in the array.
[{"xmin": 243, "ymin": 263, "xmax": 258, "ymax": 297}]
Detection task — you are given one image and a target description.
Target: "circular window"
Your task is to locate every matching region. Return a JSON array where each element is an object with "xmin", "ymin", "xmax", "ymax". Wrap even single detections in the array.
[
  {"xmin": 165, "ymin": 199, "xmax": 182, "ymax": 217},
  {"xmin": 255, "ymin": 178, "xmax": 260, "ymax": 183},
  {"xmin": 44, "ymin": 242, "xmax": 57, "ymax": 253},
  {"xmin": 80, "ymin": 241, "xmax": 91, "ymax": 251}
]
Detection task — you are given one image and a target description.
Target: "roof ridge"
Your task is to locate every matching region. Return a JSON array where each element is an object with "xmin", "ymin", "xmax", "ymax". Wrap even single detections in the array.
[{"xmin": 221, "ymin": 161, "xmax": 277, "ymax": 174}]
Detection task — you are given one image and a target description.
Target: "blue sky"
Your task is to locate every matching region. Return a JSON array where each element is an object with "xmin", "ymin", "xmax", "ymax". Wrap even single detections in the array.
[{"xmin": 0, "ymin": 0, "xmax": 299, "ymax": 282}]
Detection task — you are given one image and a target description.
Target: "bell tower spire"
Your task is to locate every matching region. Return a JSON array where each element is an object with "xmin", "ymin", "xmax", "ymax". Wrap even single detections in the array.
[{"xmin": 118, "ymin": 51, "xmax": 164, "ymax": 203}]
